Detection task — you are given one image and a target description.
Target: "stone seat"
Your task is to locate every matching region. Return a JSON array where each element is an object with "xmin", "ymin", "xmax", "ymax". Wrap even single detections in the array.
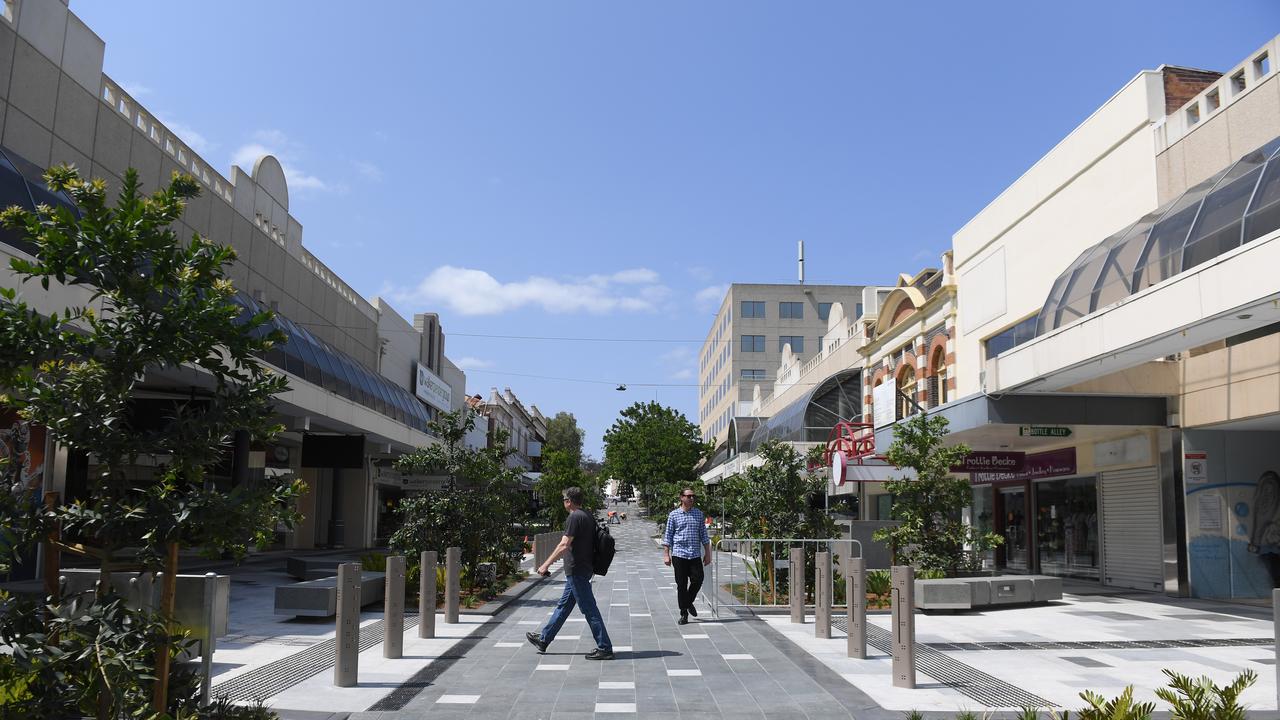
[
  {"xmin": 915, "ymin": 574, "xmax": 1062, "ymax": 611},
  {"xmin": 285, "ymin": 555, "xmax": 353, "ymax": 580},
  {"xmin": 274, "ymin": 571, "xmax": 385, "ymax": 617}
]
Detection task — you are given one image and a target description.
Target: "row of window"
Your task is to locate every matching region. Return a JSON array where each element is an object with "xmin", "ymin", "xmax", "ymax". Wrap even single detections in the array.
[
  {"xmin": 740, "ymin": 335, "xmax": 809, "ymax": 353},
  {"xmin": 739, "ymin": 301, "xmax": 835, "ymax": 321}
]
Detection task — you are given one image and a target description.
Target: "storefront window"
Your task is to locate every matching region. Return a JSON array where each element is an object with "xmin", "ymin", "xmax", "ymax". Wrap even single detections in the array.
[
  {"xmin": 999, "ymin": 487, "xmax": 1029, "ymax": 571},
  {"xmin": 1034, "ymin": 477, "xmax": 1099, "ymax": 580}
]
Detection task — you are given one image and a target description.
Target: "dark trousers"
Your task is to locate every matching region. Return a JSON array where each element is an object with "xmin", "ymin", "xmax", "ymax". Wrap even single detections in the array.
[{"xmin": 671, "ymin": 555, "xmax": 705, "ymax": 611}]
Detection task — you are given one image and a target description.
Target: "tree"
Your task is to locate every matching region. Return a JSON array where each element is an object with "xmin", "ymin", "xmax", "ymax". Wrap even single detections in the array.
[
  {"xmin": 601, "ymin": 401, "xmax": 708, "ymax": 517},
  {"xmin": 544, "ymin": 411, "xmax": 584, "ymax": 466},
  {"xmin": 0, "ymin": 166, "xmax": 301, "ymax": 717},
  {"xmin": 872, "ymin": 412, "xmax": 1002, "ymax": 575},
  {"xmin": 720, "ymin": 441, "xmax": 835, "ymax": 541},
  {"xmin": 391, "ymin": 409, "xmax": 530, "ymax": 582},
  {"xmin": 535, "ymin": 448, "xmax": 601, "ymax": 527}
]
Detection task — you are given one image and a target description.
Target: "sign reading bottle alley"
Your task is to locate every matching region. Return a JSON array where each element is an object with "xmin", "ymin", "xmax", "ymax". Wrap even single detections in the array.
[{"xmin": 950, "ymin": 451, "xmax": 1026, "ymax": 473}]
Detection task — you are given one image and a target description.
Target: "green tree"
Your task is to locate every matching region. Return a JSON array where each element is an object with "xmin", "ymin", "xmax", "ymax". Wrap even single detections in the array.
[
  {"xmin": 544, "ymin": 411, "xmax": 584, "ymax": 466},
  {"xmin": 872, "ymin": 412, "xmax": 1002, "ymax": 575},
  {"xmin": 535, "ymin": 448, "xmax": 602, "ymax": 527},
  {"xmin": 0, "ymin": 166, "xmax": 301, "ymax": 717},
  {"xmin": 391, "ymin": 409, "xmax": 530, "ymax": 582},
  {"xmin": 601, "ymin": 401, "xmax": 708, "ymax": 518},
  {"xmin": 720, "ymin": 441, "xmax": 835, "ymax": 540}
]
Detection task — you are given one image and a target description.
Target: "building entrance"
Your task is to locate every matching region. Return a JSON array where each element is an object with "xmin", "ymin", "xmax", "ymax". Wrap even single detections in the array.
[
  {"xmin": 999, "ymin": 487, "xmax": 1029, "ymax": 571},
  {"xmin": 1034, "ymin": 476, "xmax": 1099, "ymax": 580}
]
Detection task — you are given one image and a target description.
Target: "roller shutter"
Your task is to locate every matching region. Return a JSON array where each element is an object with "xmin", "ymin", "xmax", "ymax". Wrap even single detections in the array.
[{"xmin": 1101, "ymin": 467, "xmax": 1164, "ymax": 591}]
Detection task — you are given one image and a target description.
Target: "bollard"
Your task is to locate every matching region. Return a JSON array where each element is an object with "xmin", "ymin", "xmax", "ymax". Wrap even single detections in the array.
[
  {"xmin": 790, "ymin": 547, "xmax": 805, "ymax": 623},
  {"xmin": 384, "ymin": 555, "xmax": 405, "ymax": 658},
  {"xmin": 445, "ymin": 546, "xmax": 461, "ymax": 624},
  {"xmin": 419, "ymin": 551, "xmax": 437, "ymax": 639},
  {"xmin": 201, "ymin": 572, "xmax": 217, "ymax": 707},
  {"xmin": 334, "ymin": 563, "xmax": 361, "ymax": 687},
  {"xmin": 815, "ymin": 551, "xmax": 831, "ymax": 639},
  {"xmin": 891, "ymin": 565, "xmax": 915, "ymax": 689},
  {"xmin": 847, "ymin": 557, "xmax": 866, "ymax": 658}
]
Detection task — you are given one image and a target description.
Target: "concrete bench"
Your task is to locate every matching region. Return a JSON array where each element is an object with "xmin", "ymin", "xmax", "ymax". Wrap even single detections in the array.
[
  {"xmin": 916, "ymin": 574, "xmax": 1062, "ymax": 611},
  {"xmin": 285, "ymin": 556, "xmax": 351, "ymax": 580},
  {"xmin": 274, "ymin": 571, "xmax": 385, "ymax": 617}
]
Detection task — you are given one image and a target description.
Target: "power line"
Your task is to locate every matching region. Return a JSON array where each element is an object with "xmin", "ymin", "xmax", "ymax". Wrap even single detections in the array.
[
  {"xmin": 463, "ymin": 367, "xmax": 852, "ymax": 390},
  {"xmin": 448, "ymin": 332, "xmax": 723, "ymax": 344}
]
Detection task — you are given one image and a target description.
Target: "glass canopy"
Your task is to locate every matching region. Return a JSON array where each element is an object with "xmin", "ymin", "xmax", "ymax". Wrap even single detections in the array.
[
  {"xmin": 750, "ymin": 369, "xmax": 862, "ymax": 448},
  {"xmin": 1037, "ymin": 135, "xmax": 1280, "ymax": 335}
]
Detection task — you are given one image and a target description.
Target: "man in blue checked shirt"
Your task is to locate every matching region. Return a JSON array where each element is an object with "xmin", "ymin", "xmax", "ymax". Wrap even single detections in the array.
[{"xmin": 662, "ymin": 487, "xmax": 712, "ymax": 625}]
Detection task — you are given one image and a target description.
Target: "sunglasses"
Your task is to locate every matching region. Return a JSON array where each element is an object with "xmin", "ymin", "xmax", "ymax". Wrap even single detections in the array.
[{"xmin": 681, "ymin": 494, "xmax": 696, "ymax": 498}]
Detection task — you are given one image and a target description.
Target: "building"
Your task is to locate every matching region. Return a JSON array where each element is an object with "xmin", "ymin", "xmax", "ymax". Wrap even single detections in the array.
[
  {"xmin": 474, "ymin": 387, "xmax": 547, "ymax": 474},
  {"xmin": 0, "ymin": 0, "xmax": 469, "ymax": 555},
  {"xmin": 698, "ymin": 283, "xmax": 865, "ymax": 446},
  {"xmin": 872, "ymin": 35, "xmax": 1280, "ymax": 598}
]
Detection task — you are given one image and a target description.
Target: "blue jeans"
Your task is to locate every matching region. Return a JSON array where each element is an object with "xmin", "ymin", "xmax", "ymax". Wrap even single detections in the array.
[{"xmin": 540, "ymin": 573, "xmax": 612, "ymax": 652}]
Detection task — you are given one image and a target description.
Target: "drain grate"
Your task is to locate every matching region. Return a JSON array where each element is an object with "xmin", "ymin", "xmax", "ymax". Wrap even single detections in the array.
[
  {"xmin": 211, "ymin": 617, "xmax": 419, "ymax": 702},
  {"xmin": 918, "ymin": 637, "xmax": 1271, "ymax": 652}
]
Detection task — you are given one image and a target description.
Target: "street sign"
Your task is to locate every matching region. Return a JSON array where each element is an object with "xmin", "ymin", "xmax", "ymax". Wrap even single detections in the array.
[{"xmin": 1018, "ymin": 426, "xmax": 1072, "ymax": 438}]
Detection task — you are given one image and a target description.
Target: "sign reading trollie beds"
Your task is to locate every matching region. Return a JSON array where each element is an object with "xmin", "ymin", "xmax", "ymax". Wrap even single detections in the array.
[{"xmin": 414, "ymin": 362, "xmax": 451, "ymax": 411}]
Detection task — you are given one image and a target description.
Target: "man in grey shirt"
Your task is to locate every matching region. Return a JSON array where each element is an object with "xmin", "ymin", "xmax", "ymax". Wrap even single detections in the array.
[{"xmin": 527, "ymin": 486, "xmax": 613, "ymax": 659}]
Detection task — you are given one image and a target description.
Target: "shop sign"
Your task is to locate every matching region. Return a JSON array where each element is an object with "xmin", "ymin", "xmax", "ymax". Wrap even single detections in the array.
[
  {"xmin": 950, "ymin": 451, "xmax": 1025, "ymax": 473},
  {"xmin": 971, "ymin": 447, "xmax": 1076, "ymax": 484},
  {"xmin": 872, "ymin": 379, "xmax": 897, "ymax": 428},
  {"xmin": 414, "ymin": 362, "xmax": 452, "ymax": 411},
  {"xmin": 1018, "ymin": 425, "xmax": 1072, "ymax": 438},
  {"xmin": 1184, "ymin": 452, "xmax": 1209, "ymax": 486},
  {"xmin": 831, "ymin": 450, "xmax": 847, "ymax": 486}
]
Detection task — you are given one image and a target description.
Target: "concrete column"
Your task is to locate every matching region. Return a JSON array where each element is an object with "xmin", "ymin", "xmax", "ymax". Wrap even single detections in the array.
[
  {"xmin": 334, "ymin": 562, "xmax": 361, "ymax": 687},
  {"xmin": 419, "ymin": 551, "xmax": 437, "ymax": 639},
  {"xmin": 891, "ymin": 565, "xmax": 915, "ymax": 689},
  {"xmin": 815, "ymin": 551, "xmax": 831, "ymax": 639},
  {"xmin": 384, "ymin": 555, "xmax": 405, "ymax": 658},
  {"xmin": 789, "ymin": 547, "xmax": 805, "ymax": 623},
  {"xmin": 847, "ymin": 557, "xmax": 866, "ymax": 659},
  {"xmin": 445, "ymin": 546, "xmax": 461, "ymax": 624},
  {"xmin": 200, "ymin": 572, "xmax": 217, "ymax": 707}
]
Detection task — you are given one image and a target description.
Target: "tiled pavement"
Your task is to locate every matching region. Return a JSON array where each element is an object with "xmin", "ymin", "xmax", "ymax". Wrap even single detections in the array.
[{"xmin": 344, "ymin": 513, "xmax": 877, "ymax": 720}]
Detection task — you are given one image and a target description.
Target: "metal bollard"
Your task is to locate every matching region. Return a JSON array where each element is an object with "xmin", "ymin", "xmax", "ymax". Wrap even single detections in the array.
[
  {"xmin": 847, "ymin": 557, "xmax": 866, "ymax": 658},
  {"xmin": 419, "ymin": 551, "xmax": 437, "ymax": 639},
  {"xmin": 334, "ymin": 563, "xmax": 361, "ymax": 687},
  {"xmin": 815, "ymin": 551, "xmax": 831, "ymax": 638},
  {"xmin": 790, "ymin": 547, "xmax": 805, "ymax": 624},
  {"xmin": 384, "ymin": 556, "xmax": 405, "ymax": 658},
  {"xmin": 201, "ymin": 572, "xmax": 217, "ymax": 707},
  {"xmin": 445, "ymin": 547, "xmax": 461, "ymax": 624},
  {"xmin": 891, "ymin": 565, "xmax": 915, "ymax": 688}
]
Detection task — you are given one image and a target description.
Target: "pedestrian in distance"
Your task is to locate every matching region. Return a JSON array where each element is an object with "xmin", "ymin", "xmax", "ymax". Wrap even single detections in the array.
[
  {"xmin": 662, "ymin": 487, "xmax": 711, "ymax": 625},
  {"xmin": 527, "ymin": 486, "xmax": 614, "ymax": 660}
]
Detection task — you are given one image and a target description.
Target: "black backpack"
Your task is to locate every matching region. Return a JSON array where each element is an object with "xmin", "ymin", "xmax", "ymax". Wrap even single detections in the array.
[{"xmin": 593, "ymin": 520, "xmax": 616, "ymax": 576}]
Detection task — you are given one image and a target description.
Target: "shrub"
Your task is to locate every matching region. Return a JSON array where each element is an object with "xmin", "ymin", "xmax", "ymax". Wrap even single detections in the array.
[
  {"xmin": 1154, "ymin": 668, "xmax": 1256, "ymax": 720},
  {"xmin": 1078, "ymin": 686, "xmax": 1155, "ymax": 720}
]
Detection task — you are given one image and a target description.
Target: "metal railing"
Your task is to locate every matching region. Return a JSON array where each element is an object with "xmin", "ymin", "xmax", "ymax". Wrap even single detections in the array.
[{"xmin": 710, "ymin": 537, "xmax": 861, "ymax": 618}]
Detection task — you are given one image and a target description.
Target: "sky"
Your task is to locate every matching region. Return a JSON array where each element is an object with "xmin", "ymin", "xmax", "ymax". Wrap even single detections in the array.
[{"xmin": 72, "ymin": 1, "xmax": 1278, "ymax": 458}]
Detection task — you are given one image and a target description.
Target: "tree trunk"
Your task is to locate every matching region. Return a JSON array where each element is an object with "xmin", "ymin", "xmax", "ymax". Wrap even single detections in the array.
[{"xmin": 151, "ymin": 541, "xmax": 179, "ymax": 715}]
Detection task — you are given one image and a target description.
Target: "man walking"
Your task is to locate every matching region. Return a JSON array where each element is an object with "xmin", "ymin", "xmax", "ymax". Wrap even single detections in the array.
[
  {"xmin": 663, "ymin": 487, "xmax": 712, "ymax": 625},
  {"xmin": 527, "ymin": 486, "xmax": 613, "ymax": 660}
]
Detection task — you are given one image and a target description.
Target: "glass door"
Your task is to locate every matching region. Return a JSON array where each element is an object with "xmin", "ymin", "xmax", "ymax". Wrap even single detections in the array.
[
  {"xmin": 1033, "ymin": 477, "xmax": 1099, "ymax": 580},
  {"xmin": 1000, "ymin": 487, "xmax": 1028, "ymax": 571}
]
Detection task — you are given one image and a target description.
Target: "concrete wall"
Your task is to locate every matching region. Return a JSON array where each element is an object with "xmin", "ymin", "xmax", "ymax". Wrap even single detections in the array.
[{"xmin": 1183, "ymin": 331, "xmax": 1280, "ymax": 428}]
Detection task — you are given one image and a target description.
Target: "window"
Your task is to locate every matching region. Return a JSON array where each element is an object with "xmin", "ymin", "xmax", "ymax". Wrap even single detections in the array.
[
  {"xmin": 1206, "ymin": 88, "xmax": 1221, "ymax": 112},
  {"xmin": 817, "ymin": 334, "xmax": 824, "ymax": 352},
  {"xmin": 779, "ymin": 302, "xmax": 804, "ymax": 319},
  {"xmin": 1232, "ymin": 70, "xmax": 1247, "ymax": 95},
  {"xmin": 1255, "ymin": 52, "xmax": 1271, "ymax": 80},
  {"xmin": 741, "ymin": 368, "xmax": 765, "ymax": 381},
  {"xmin": 984, "ymin": 316, "xmax": 1038, "ymax": 359},
  {"xmin": 741, "ymin": 301, "xmax": 765, "ymax": 318},
  {"xmin": 817, "ymin": 303, "xmax": 833, "ymax": 321},
  {"xmin": 895, "ymin": 365, "xmax": 916, "ymax": 421},
  {"xmin": 779, "ymin": 336, "xmax": 804, "ymax": 353},
  {"xmin": 741, "ymin": 335, "xmax": 765, "ymax": 352},
  {"xmin": 1186, "ymin": 103, "xmax": 1200, "ymax": 126},
  {"xmin": 928, "ymin": 346, "xmax": 948, "ymax": 409},
  {"xmin": 855, "ymin": 302, "xmax": 864, "ymax": 318}
]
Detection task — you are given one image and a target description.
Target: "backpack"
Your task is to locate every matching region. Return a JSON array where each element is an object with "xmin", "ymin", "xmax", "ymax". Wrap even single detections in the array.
[{"xmin": 593, "ymin": 520, "xmax": 617, "ymax": 576}]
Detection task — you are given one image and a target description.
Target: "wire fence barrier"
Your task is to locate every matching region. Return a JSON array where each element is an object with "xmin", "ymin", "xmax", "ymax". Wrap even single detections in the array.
[{"xmin": 710, "ymin": 537, "xmax": 861, "ymax": 618}]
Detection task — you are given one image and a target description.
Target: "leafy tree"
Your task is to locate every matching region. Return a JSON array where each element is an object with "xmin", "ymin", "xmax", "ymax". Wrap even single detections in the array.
[
  {"xmin": 535, "ymin": 448, "xmax": 602, "ymax": 527},
  {"xmin": 0, "ymin": 166, "xmax": 301, "ymax": 717},
  {"xmin": 544, "ymin": 411, "xmax": 584, "ymax": 466},
  {"xmin": 601, "ymin": 401, "xmax": 708, "ymax": 518},
  {"xmin": 391, "ymin": 409, "xmax": 530, "ymax": 582},
  {"xmin": 872, "ymin": 412, "xmax": 1002, "ymax": 575},
  {"xmin": 720, "ymin": 441, "xmax": 835, "ymax": 541}
]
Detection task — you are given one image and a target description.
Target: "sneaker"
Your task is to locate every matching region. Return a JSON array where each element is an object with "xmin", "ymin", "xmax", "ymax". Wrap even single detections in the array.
[
  {"xmin": 586, "ymin": 648, "xmax": 615, "ymax": 660},
  {"xmin": 525, "ymin": 631, "xmax": 548, "ymax": 653},
  {"xmin": 687, "ymin": 605, "xmax": 698, "ymax": 617}
]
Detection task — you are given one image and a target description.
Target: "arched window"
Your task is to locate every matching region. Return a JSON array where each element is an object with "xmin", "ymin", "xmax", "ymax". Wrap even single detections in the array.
[
  {"xmin": 895, "ymin": 365, "xmax": 916, "ymax": 421},
  {"xmin": 928, "ymin": 346, "xmax": 947, "ymax": 408}
]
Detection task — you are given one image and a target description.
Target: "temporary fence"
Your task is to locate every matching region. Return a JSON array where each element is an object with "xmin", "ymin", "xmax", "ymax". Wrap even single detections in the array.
[{"xmin": 710, "ymin": 537, "xmax": 861, "ymax": 618}]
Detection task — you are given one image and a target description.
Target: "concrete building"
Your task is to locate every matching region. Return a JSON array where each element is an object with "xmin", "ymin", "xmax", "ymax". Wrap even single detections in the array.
[
  {"xmin": 474, "ymin": 388, "xmax": 547, "ymax": 474},
  {"xmin": 0, "ymin": 0, "xmax": 468, "ymax": 554},
  {"xmin": 698, "ymin": 283, "xmax": 865, "ymax": 446}
]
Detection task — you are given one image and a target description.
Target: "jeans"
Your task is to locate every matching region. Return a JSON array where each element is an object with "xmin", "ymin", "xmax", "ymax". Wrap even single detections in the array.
[
  {"xmin": 671, "ymin": 555, "xmax": 705, "ymax": 611},
  {"xmin": 540, "ymin": 572, "xmax": 612, "ymax": 652}
]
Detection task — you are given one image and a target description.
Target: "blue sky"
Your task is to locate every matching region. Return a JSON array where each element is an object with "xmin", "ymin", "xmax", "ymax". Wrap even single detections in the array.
[{"xmin": 73, "ymin": 1, "xmax": 1277, "ymax": 458}]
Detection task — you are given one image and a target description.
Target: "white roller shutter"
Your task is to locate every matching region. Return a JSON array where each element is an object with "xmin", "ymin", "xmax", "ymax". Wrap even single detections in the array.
[{"xmin": 1101, "ymin": 467, "xmax": 1164, "ymax": 591}]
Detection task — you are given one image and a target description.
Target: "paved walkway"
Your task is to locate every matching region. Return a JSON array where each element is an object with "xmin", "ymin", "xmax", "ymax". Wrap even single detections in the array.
[{"xmin": 344, "ymin": 515, "xmax": 872, "ymax": 720}]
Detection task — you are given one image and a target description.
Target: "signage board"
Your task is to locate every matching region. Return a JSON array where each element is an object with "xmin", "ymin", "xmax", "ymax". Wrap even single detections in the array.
[
  {"xmin": 971, "ymin": 447, "xmax": 1076, "ymax": 484},
  {"xmin": 414, "ymin": 362, "xmax": 452, "ymax": 412},
  {"xmin": 1184, "ymin": 451, "xmax": 1209, "ymax": 486},
  {"xmin": 831, "ymin": 450, "xmax": 847, "ymax": 486},
  {"xmin": 950, "ymin": 451, "xmax": 1025, "ymax": 473},
  {"xmin": 1018, "ymin": 426, "xmax": 1072, "ymax": 438},
  {"xmin": 872, "ymin": 379, "xmax": 897, "ymax": 428}
]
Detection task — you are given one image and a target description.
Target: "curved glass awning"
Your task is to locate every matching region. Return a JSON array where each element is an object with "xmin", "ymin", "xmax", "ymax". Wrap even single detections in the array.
[
  {"xmin": 0, "ymin": 145, "xmax": 82, "ymax": 256},
  {"xmin": 1037, "ymin": 135, "xmax": 1280, "ymax": 335},
  {"xmin": 750, "ymin": 369, "xmax": 862, "ymax": 448}
]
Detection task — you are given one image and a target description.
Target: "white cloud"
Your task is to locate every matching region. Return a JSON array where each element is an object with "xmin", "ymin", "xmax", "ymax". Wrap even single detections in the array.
[
  {"xmin": 230, "ymin": 129, "xmax": 334, "ymax": 193},
  {"xmin": 671, "ymin": 368, "xmax": 695, "ymax": 381},
  {"xmin": 120, "ymin": 81, "xmax": 152, "ymax": 97},
  {"xmin": 390, "ymin": 266, "xmax": 671, "ymax": 317},
  {"xmin": 455, "ymin": 356, "xmax": 494, "ymax": 370},
  {"xmin": 353, "ymin": 160, "xmax": 383, "ymax": 182},
  {"xmin": 156, "ymin": 114, "xmax": 213, "ymax": 154},
  {"xmin": 695, "ymin": 284, "xmax": 729, "ymax": 312}
]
